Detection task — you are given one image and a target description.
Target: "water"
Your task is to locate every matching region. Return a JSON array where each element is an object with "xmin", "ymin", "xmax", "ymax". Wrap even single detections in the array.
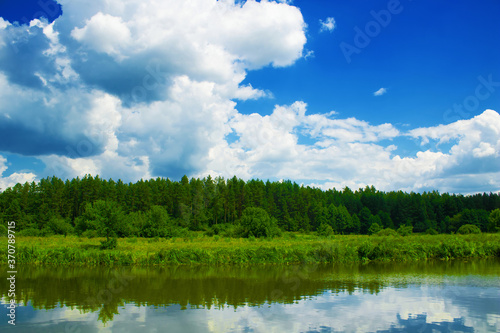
[{"xmin": 1, "ymin": 260, "xmax": 499, "ymax": 332}]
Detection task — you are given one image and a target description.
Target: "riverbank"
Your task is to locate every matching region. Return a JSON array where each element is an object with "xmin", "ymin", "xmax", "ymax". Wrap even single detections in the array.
[{"xmin": 3, "ymin": 233, "xmax": 500, "ymax": 265}]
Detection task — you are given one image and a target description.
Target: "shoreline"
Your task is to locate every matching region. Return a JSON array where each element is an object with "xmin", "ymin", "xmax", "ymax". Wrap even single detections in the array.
[{"xmin": 2, "ymin": 233, "xmax": 499, "ymax": 266}]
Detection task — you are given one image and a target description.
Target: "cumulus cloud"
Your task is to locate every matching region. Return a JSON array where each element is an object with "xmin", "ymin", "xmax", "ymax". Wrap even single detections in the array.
[
  {"xmin": 374, "ymin": 87, "xmax": 387, "ymax": 96},
  {"xmin": 0, "ymin": 0, "xmax": 499, "ymax": 194},
  {"xmin": 55, "ymin": 0, "xmax": 306, "ymax": 103},
  {"xmin": 0, "ymin": 155, "xmax": 36, "ymax": 191},
  {"xmin": 203, "ymin": 105, "xmax": 499, "ymax": 193},
  {"xmin": 319, "ymin": 17, "xmax": 336, "ymax": 32},
  {"xmin": 71, "ymin": 12, "xmax": 131, "ymax": 59},
  {"xmin": 405, "ymin": 110, "xmax": 500, "ymax": 191},
  {"xmin": 0, "ymin": 0, "xmax": 306, "ymax": 183}
]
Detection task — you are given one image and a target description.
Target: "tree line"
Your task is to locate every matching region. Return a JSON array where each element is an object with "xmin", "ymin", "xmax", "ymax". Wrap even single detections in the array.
[{"xmin": 0, "ymin": 175, "xmax": 499, "ymax": 237}]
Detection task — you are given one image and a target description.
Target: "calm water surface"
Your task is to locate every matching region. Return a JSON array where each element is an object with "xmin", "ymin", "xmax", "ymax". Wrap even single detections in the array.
[{"xmin": 1, "ymin": 259, "xmax": 499, "ymax": 332}]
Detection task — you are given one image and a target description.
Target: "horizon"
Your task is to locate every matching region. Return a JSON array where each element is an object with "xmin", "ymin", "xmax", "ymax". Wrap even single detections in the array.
[
  {"xmin": 2, "ymin": 173, "xmax": 499, "ymax": 197},
  {"xmin": 1, "ymin": 0, "xmax": 499, "ymax": 195}
]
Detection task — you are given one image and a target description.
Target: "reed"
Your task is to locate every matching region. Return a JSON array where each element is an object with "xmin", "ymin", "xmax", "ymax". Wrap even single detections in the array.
[{"xmin": 2, "ymin": 233, "xmax": 499, "ymax": 266}]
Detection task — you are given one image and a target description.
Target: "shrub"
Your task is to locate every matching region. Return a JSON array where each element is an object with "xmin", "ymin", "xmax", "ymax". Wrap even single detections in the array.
[
  {"xmin": 457, "ymin": 224, "xmax": 481, "ymax": 235},
  {"xmin": 75, "ymin": 200, "xmax": 125, "ymax": 238},
  {"xmin": 81, "ymin": 230, "xmax": 99, "ymax": 238},
  {"xmin": 425, "ymin": 228, "xmax": 439, "ymax": 235},
  {"xmin": 143, "ymin": 206, "xmax": 170, "ymax": 237},
  {"xmin": 368, "ymin": 222, "xmax": 382, "ymax": 235},
  {"xmin": 126, "ymin": 237, "xmax": 138, "ymax": 243},
  {"xmin": 48, "ymin": 217, "xmax": 74, "ymax": 236},
  {"xmin": 100, "ymin": 237, "xmax": 117, "ymax": 250},
  {"xmin": 17, "ymin": 228, "xmax": 43, "ymax": 237},
  {"xmin": 397, "ymin": 224, "xmax": 413, "ymax": 236},
  {"xmin": 375, "ymin": 228, "xmax": 399, "ymax": 237},
  {"xmin": 205, "ymin": 223, "xmax": 235, "ymax": 237},
  {"xmin": 171, "ymin": 227, "xmax": 189, "ymax": 238},
  {"xmin": 238, "ymin": 207, "xmax": 282, "ymax": 238},
  {"xmin": 317, "ymin": 223, "xmax": 334, "ymax": 237},
  {"xmin": 489, "ymin": 209, "xmax": 500, "ymax": 232},
  {"xmin": 204, "ymin": 228, "xmax": 215, "ymax": 237}
]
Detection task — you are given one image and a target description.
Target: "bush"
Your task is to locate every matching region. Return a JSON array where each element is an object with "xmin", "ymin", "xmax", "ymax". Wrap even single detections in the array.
[
  {"xmin": 171, "ymin": 227, "xmax": 189, "ymax": 238},
  {"xmin": 17, "ymin": 228, "xmax": 43, "ymax": 237},
  {"xmin": 397, "ymin": 224, "xmax": 413, "ymax": 236},
  {"xmin": 100, "ymin": 237, "xmax": 117, "ymax": 250},
  {"xmin": 317, "ymin": 223, "xmax": 334, "ymax": 237},
  {"xmin": 204, "ymin": 228, "xmax": 215, "ymax": 237},
  {"xmin": 375, "ymin": 228, "xmax": 399, "ymax": 237},
  {"xmin": 0, "ymin": 223, "xmax": 7, "ymax": 237},
  {"xmin": 75, "ymin": 200, "xmax": 125, "ymax": 238},
  {"xmin": 48, "ymin": 217, "xmax": 74, "ymax": 235},
  {"xmin": 205, "ymin": 223, "xmax": 235, "ymax": 237},
  {"xmin": 143, "ymin": 206, "xmax": 170, "ymax": 237},
  {"xmin": 425, "ymin": 228, "xmax": 439, "ymax": 235},
  {"xmin": 457, "ymin": 224, "xmax": 481, "ymax": 235},
  {"xmin": 489, "ymin": 209, "xmax": 500, "ymax": 232},
  {"xmin": 81, "ymin": 230, "xmax": 99, "ymax": 238},
  {"xmin": 126, "ymin": 237, "xmax": 138, "ymax": 243},
  {"xmin": 368, "ymin": 222, "xmax": 382, "ymax": 235},
  {"xmin": 238, "ymin": 207, "xmax": 282, "ymax": 238}
]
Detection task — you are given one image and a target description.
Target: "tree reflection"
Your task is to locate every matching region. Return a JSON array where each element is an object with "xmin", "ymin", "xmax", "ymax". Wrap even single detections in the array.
[{"xmin": 0, "ymin": 259, "xmax": 498, "ymax": 325}]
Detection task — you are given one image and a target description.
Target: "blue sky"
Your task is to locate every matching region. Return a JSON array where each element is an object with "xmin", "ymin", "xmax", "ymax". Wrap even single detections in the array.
[{"xmin": 0, "ymin": 0, "xmax": 499, "ymax": 193}]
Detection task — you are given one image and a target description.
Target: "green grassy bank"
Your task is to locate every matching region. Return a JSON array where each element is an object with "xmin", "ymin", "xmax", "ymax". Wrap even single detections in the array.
[{"xmin": 2, "ymin": 233, "xmax": 500, "ymax": 265}]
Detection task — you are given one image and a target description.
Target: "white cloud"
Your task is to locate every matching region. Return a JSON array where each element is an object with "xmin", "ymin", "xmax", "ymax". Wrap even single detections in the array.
[
  {"xmin": 0, "ymin": 1, "xmax": 499, "ymax": 194},
  {"xmin": 0, "ymin": 18, "xmax": 9, "ymax": 47},
  {"xmin": 0, "ymin": 155, "xmax": 37, "ymax": 191},
  {"xmin": 0, "ymin": 18, "xmax": 8, "ymax": 29},
  {"xmin": 0, "ymin": 0, "xmax": 306, "ymax": 184},
  {"xmin": 319, "ymin": 17, "xmax": 336, "ymax": 32},
  {"xmin": 71, "ymin": 12, "xmax": 132, "ymax": 59},
  {"xmin": 202, "ymin": 285, "xmax": 494, "ymax": 333},
  {"xmin": 204, "ymin": 106, "xmax": 499, "ymax": 193},
  {"xmin": 374, "ymin": 87, "xmax": 387, "ymax": 96},
  {"xmin": 304, "ymin": 50, "xmax": 315, "ymax": 60}
]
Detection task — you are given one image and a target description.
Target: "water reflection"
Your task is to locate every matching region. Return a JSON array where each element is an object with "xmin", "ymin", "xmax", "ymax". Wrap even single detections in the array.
[
  {"xmin": 1, "ymin": 259, "xmax": 499, "ymax": 332},
  {"xmin": 306, "ymin": 314, "xmax": 475, "ymax": 333}
]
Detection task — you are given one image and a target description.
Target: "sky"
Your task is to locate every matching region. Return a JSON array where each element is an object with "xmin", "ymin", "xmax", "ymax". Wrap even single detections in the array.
[{"xmin": 0, "ymin": 0, "xmax": 499, "ymax": 194}]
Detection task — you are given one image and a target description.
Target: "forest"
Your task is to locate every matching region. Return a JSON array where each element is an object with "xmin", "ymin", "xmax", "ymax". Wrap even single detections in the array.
[{"xmin": 1, "ymin": 175, "xmax": 499, "ymax": 240}]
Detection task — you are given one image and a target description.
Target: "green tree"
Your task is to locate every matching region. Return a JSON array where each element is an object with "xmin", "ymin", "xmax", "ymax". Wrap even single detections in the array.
[
  {"xmin": 377, "ymin": 211, "xmax": 394, "ymax": 229},
  {"xmin": 75, "ymin": 200, "xmax": 125, "ymax": 243},
  {"xmin": 238, "ymin": 207, "xmax": 281, "ymax": 238},
  {"xmin": 488, "ymin": 209, "xmax": 500, "ymax": 232},
  {"xmin": 143, "ymin": 205, "xmax": 173, "ymax": 237},
  {"xmin": 358, "ymin": 207, "xmax": 372, "ymax": 234}
]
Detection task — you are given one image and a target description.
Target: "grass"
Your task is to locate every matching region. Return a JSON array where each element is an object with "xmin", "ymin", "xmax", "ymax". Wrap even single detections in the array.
[{"xmin": 2, "ymin": 233, "xmax": 499, "ymax": 266}]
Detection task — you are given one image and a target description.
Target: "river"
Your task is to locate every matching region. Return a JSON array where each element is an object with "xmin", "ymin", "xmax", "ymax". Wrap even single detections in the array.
[{"xmin": 1, "ymin": 259, "xmax": 499, "ymax": 332}]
